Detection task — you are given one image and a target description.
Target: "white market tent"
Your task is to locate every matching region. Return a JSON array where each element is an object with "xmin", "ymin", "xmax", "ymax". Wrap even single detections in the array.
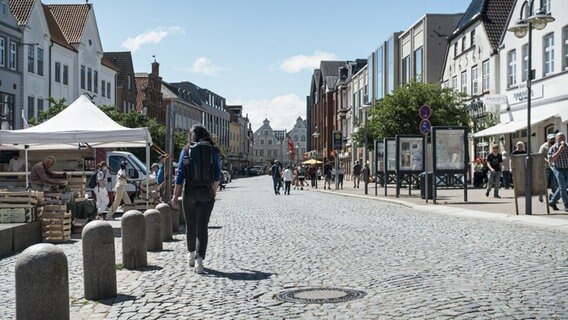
[{"xmin": 0, "ymin": 95, "xmax": 153, "ymax": 201}]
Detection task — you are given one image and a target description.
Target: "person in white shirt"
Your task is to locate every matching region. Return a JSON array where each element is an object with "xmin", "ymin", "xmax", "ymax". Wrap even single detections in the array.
[
  {"xmin": 108, "ymin": 162, "xmax": 132, "ymax": 220},
  {"xmin": 93, "ymin": 161, "xmax": 110, "ymax": 218},
  {"xmin": 283, "ymin": 165, "xmax": 293, "ymax": 195},
  {"xmin": 8, "ymin": 154, "xmax": 25, "ymax": 172}
]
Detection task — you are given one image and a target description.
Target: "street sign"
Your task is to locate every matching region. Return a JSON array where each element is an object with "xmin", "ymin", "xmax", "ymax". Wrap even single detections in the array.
[
  {"xmin": 333, "ymin": 131, "xmax": 343, "ymax": 150},
  {"xmin": 419, "ymin": 105, "xmax": 431, "ymax": 120},
  {"xmin": 419, "ymin": 119, "xmax": 431, "ymax": 135}
]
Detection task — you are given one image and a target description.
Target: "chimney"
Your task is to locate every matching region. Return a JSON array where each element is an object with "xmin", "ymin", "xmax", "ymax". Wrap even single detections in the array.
[{"xmin": 151, "ymin": 61, "xmax": 160, "ymax": 76}]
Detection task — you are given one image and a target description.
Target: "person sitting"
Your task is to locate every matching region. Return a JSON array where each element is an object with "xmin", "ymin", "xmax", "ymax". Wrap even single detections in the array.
[{"xmin": 29, "ymin": 156, "xmax": 67, "ymax": 191}]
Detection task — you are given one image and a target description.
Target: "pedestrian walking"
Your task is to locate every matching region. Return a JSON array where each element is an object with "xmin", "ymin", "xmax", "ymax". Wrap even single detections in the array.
[
  {"xmin": 93, "ymin": 161, "xmax": 109, "ymax": 219},
  {"xmin": 271, "ymin": 160, "xmax": 282, "ymax": 195},
  {"xmin": 323, "ymin": 164, "xmax": 332, "ymax": 189},
  {"xmin": 485, "ymin": 144, "xmax": 503, "ymax": 198},
  {"xmin": 353, "ymin": 161, "xmax": 362, "ymax": 188},
  {"xmin": 171, "ymin": 124, "xmax": 221, "ymax": 274},
  {"xmin": 309, "ymin": 165, "xmax": 317, "ymax": 187},
  {"xmin": 297, "ymin": 165, "xmax": 306, "ymax": 190},
  {"xmin": 338, "ymin": 164, "xmax": 345, "ymax": 189},
  {"xmin": 108, "ymin": 161, "xmax": 131, "ymax": 220},
  {"xmin": 539, "ymin": 133, "xmax": 557, "ymax": 201},
  {"xmin": 283, "ymin": 165, "xmax": 293, "ymax": 195},
  {"xmin": 548, "ymin": 132, "xmax": 568, "ymax": 212},
  {"xmin": 501, "ymin": 151, "xmax": 511, "ymax": 189}
]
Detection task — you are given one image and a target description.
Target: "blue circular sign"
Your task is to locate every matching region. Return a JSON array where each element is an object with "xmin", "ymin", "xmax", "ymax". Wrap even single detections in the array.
[
  {"xmin": 419, "ymin": 105, "xmax": 432, "ymax": 120},
  {"xmin": 419, "ymin": 119, "xmax": 431, "ymax": 135}
]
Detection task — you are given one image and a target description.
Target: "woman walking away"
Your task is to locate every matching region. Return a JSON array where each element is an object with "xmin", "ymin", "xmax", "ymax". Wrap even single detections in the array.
[
  {"xmin": 283, "ymin": 165, "xmax": 293, "ymax": 195},
  {"xmin": 172, "ymin": 124, "xmax": 221, "ymax": 274},
  {"xmin": 108, "ymin": 162, "xmax": 131, "ymax": 220}
]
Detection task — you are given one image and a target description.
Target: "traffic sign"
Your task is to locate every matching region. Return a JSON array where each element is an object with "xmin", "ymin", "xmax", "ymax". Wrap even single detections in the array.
[
  {"xmin": 419, "ymin": 105, "xmax": 432, "ymax": 120},
  {"xmin": 419, "ymin": 119, "xmax": 431, "ymax": 135},
  {"xmin": 333, "ymin": 131, "xmax": 343, "ymax": 150}
]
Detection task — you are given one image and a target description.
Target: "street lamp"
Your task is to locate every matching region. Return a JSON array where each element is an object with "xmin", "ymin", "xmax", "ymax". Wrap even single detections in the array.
[
  {"xmin": 361, "ymin": 104, "xmax": 371, "ymax": 195},
  {"xmin": 507, "ymin": 0, "xmax": 554, "ymax": 215},
  {"xmin": 313, "ymin": 126, "xmax": 320, "ymax": 188}
]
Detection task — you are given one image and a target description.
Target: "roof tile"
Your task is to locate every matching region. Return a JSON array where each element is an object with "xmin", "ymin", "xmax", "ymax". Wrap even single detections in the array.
[
  {"xmin": 47, "ymin": 4, "xmax": 91, "ymax": 44},
  {"xmin": 8, "ymin": 0, "xmax": 35, "ymax": 26}
]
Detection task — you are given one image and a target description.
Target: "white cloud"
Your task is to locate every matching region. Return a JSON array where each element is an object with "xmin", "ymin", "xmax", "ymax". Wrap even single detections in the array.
[
  {"xmin": 277, "ymin": 51, "xmax": 337, "ymax": 73},
  {"xmin": 228, "ymin": 94, "xmax": 306, "ymax": 131},
  {"xmin": 188, "ymin": 57, "xmax": 222, "ymax": 75},
  {"xmin": 121, "ymin": 26, "xmax": 184, "ymax": 52}
]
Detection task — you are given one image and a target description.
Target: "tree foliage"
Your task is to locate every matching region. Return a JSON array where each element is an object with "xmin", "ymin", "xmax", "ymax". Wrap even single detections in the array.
[{"xmin": 354, "ymin": 81, "xmax": 470, "ymax": 148}]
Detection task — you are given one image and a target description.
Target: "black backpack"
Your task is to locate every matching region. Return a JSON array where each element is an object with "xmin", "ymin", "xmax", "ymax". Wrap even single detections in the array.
[
  {"xmin": 183, "ymin": 142, "xmax": 214, "ymax": 187},
  {"xmin": 88, "ymin": 170, "xmax": 100, "ymax": 189}
]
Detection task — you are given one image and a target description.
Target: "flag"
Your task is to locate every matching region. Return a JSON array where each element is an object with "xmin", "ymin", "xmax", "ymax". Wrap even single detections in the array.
[{"xmin": 286, "ymin": 133, "xmax": 295, "ymax": 161}]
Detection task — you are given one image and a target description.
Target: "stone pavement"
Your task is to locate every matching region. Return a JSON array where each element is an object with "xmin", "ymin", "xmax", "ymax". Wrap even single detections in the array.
[{"xmin": 1, "ymin": 176, "xmax": 568, "ymax": 319}]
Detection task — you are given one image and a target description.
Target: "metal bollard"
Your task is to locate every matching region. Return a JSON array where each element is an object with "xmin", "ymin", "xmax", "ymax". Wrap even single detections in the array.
[
  {"xmin": 155, "ymin": 203, "xmax": 173, "ymax": 241},
  {"xmin": 144, "ymin": 209, "xmax": 162, "ymax": 252},
  {"xmin": 121, "ymin": 210, "xmax": 147, "ymax": 269},
  {"xmin": 16, "ymin": 243, "xmax": 69, "ymax": 320},
  {"xmin": 82, "ymin": 221, "xmax": 117, "ymax": 300},
  {"xmin": 170, "ymin": 205, "xmax": 180, "ymax": 232}
]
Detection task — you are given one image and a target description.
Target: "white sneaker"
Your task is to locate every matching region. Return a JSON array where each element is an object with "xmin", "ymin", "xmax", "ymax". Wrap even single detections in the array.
[
  {"xmin": 195, "ymin": 257, "xmax": 204, "ymax": 274},
  {"xmin": 187, "ymin": 252, "xmax": 196, "ymax": 267}
]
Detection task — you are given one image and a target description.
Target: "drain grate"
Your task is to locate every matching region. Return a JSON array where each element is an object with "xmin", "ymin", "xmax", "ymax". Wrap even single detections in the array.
[{"xmin": 276, "ymin": 287, "xmax": 366, "ymax": 304}]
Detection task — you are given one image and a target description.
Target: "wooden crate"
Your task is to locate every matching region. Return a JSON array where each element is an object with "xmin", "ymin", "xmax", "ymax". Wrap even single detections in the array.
[
  {"xmin": 0, "ymin": 190, "xmax": 44, "ymax": 206},
  {"xmin": 67, "ymin": 176, "xmax": 85, "ymax": 197},
  {"xmin": 41, "ymin": 211, "xmax": 71, "ymax": 243}
]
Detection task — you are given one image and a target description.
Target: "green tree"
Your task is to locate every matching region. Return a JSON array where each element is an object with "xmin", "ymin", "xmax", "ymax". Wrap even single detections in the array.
[
  {"xmin": 354, "ymin": 81, "xmax": 470, "ymax": 148},
  {"xmin": 29, "ymin": 97, "xmax": 68, "ymax": 126}
]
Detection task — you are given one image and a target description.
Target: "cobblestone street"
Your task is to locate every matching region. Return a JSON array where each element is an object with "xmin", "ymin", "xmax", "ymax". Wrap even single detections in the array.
[{"xmin": 2, "ymin": 176, "xmax": 568, "ymax": 319}]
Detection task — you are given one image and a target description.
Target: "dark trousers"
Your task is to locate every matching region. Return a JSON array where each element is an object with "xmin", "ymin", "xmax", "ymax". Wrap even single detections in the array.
[
  {"xmin": 338, "ymin": 174, "xmax": 344, "ymax": 188},
  {"xmin": 284, "ymin": 181, "xmax": 291, "ymax": 194},
  {"xmin": 182, "ymin": 196, "xmax": 214, "ymax": 259},
  {"xmin": 272, "ymin": 178, "xmax": 280, "ymax": 194}
]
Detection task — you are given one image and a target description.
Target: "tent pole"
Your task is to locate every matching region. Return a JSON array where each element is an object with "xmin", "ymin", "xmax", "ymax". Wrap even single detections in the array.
[
  {"xmin": 25, "ymin": 147, "xmax": 29, "ymax": 189},
  {"xmin": 146, "ymin": 142, "xmax": 150, "ymax": 211}
]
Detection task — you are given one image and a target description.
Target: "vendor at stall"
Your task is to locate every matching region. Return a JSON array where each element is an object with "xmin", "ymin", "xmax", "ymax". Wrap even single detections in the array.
[{"xmin": 29, "ymin": 156, "xmax": 67, "ymax": 190}]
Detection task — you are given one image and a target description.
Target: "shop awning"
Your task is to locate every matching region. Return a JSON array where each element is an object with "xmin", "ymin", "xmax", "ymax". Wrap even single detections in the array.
[{"xmin": 472, "ymin": 114, "xmax": 555, "ymax": 138}]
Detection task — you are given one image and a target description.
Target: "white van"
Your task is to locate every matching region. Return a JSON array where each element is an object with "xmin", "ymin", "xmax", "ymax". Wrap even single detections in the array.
[{"xmin": 103, "ymin": 151, "xmax": 149, "ymax": 193}]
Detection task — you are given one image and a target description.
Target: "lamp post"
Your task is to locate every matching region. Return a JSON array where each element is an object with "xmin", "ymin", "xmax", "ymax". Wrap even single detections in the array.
[
  {"xmin": 361, "ymin": 104, "xmax": 371, "ymax": 195},
  {"xmin": 313, "ymin": 126, "xmax": 320, "ymax": 188},
  {"xmin": 507, "ymin": 0, "xmax": 554, "ymax": 215}
]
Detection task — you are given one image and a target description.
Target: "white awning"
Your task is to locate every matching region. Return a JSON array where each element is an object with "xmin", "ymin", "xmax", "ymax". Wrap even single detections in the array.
[{"xmin": 472, "ymin": 114, "xmax": 555, "ymax": 138}]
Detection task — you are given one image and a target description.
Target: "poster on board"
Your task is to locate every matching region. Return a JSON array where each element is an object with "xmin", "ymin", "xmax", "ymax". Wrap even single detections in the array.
[
  {"xmin": 434, "ymin": 128, "xmax": 466, "ymax": 171},
  {"xmin": 398, "ymin": 136, "xmax": 424, "ymax": 172},
  {"xmin": 376, "ymin": 141, "xmax": 385, "ymax": 172},
  {"xmin": 386, "ymin": 139, "xmax": 396, "ymax": 172}
]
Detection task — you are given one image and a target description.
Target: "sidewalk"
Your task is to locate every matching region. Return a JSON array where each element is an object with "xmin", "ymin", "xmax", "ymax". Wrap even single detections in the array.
[{"xmin": 310, "ymin": 181, "xmax": 568, "ymax": 231}]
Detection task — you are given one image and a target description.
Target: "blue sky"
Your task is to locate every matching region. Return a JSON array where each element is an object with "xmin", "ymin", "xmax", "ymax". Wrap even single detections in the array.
[{"xmin": 46, "ymin": 0, "xmax": 472, "ymax": 130}]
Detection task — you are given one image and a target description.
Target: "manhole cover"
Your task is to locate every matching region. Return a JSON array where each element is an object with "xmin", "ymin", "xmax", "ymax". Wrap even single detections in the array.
[{"xmin": 276, "ymin": 287, "xmax": 366, "ymax": 304}]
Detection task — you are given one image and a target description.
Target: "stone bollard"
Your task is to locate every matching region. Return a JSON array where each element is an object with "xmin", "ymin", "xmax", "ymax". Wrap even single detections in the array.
[
  {"xmin": 144, "ymin": 209, "xmax": 162, "ymax": 252},
  {"xmin": 82, "ymin": 221, "xmax": 117, "ymax": 300},
  {"xmin": 121, "ymin": 210, "xmax": 147, "ymax": 269},
  {"xmin": 16, "ymin": 243, "xmax": 69, "ymax": 320},
  {"xmin": 156, "ymin": 203, "xmax": 173, "ymax": 241},
  {"xmin": 170, "ymin": 205, "xmax": 180, "ymax": 232}
]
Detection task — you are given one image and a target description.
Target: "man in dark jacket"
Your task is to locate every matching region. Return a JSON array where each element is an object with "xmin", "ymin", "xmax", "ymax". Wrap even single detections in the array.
[{"xmin": 271, "ymin": 160, "xmax": 282, "ymax": 195}]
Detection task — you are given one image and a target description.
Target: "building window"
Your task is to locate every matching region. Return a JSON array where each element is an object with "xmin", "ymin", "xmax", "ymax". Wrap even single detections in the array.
[
  {"xmin": 54, "ymin": 62, "xmax": 61, "ymax": 83},
  {"xmin": 274, "ymin": 150, "xmax": 278, "ymax": 157},
  {"xmin": 0, "ymin": 92, "xmax": 15, "ymax": 130},
  {"xmin": 451, "ymin": 76, "xmax": 457, "ymax": 89},
  {"xmin": 521, "ymin": 44, "xmax": 529, "ymax": 82},
  {"xmin": 414, "ymin": 47, "xmax": 423, "ymax": 82},
  {"xmin": 461, "ymin": 71, "xmax": 467, "ymax": 94},
  {"xmin": 264, "ymin": 130, "xmax": 268, "ymax": 135},
  {"xmin": 259, "ymin": 150, "xmax": 264, "ymax": 157},
  {"xmin": 507, "ymin": 50, "xmax": 517, "ymax": 87},
  {"xmin": 453, "ymin": 42, "xmax": 458, "ymax": 57},
  {"xmin": 563, "ymin": 26, "xmax": 568, "ymax": 70},
  {"xmin": 0, "ymin": 37, "xmax": 4, "ymax": 67},
  {"xmin": 470, "ymin": 30, "xmax": 475, "ymax": 47},
  {"xmin": 542, "ymin": 0, "xmax": 550, "ymax": 13},
  {"xmin": 27, "ymin": 46, "xmax": 34, "ymax": 73},
  {"xmin": 267, "ymin": 150, "xmax": 272, "ymax": 157},
  {"xmin": 402, "ymin": 55, "xmax": 411, "ymax": 84},
  {"xmin": 482, "ymin": 60, "xmax": 490, "ymax": 92},
  {"xmin": 543, "ymin": 32, "xmax": 554, "ymax": 76},
  {"xmin": 127, "ymin": 75, "xmax": 132, "ymax": 91},
  {"xmin": 27, "ymin": 96, "xmax": 34, "ymax": 120},
  {"xmin": 80, "ymin": 65, "xmax": 85, "ymax": 89},
  {"xmin": 268, "ymin": 139, "xmax": 273, "ymax": 145},
  {"xmin": 471, "ymin": 65, "xmax": 478, "ymax": 95},
  {"xmin": 0, "ymin": 1, "xmax": 7, "ymax": 16},
  {"xmin": 87, "ymin": 68, "xmax": 92, "ymax": 91},
  {"xmin": 461, "ymin": 36, "xmax": 466, "ymax": 52},
  {"xmin": 9, "ymin": 41, "xmax": 16, "ymax": 70},
  {"xmin": 94, "ymin": 71, "xmax": 98, "ymax": 93},
  {"xmin": 37, "ymin": 98, "xmax": 43, "ymax": 114},
  {"xmin": 101, "ymin": 80, "xmax": 106, "ymax": 97},
  {"xmin": 63, "ymin": 65, "xmax": 68, "ymax": 85},
  {"xmin": 107, "ymin": 82, "xmax": 111, "ymax": 99},
  {"xmin": 37, "ymin": 47, "xmax": 43, "ymax": 76},
  {"xmin": 260, "ymin": 139, "xmax": 264, "ymax": 145}
]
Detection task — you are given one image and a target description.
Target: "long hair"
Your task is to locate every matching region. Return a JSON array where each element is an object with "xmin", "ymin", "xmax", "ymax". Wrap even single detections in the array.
[{"xmin": 188, "ymin": 124, "xmax": 219, "ymax": 151}]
